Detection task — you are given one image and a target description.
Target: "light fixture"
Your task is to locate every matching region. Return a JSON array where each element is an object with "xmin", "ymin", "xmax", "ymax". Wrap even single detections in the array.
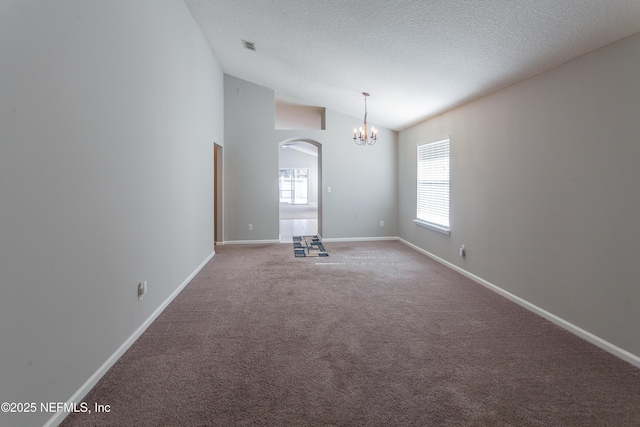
[{"xmin": 353, "ymin": 92, "xmax": 377, "ymax": 146}]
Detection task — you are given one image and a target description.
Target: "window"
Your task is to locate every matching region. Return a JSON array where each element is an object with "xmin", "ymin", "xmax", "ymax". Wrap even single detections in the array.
[
  {"xmin": 415, "ymin": 138, "xmax": 450, "ymax": 234},
  {"xmin": 279, "ymin": 168, "xmax": 309, "ymax": 205}
]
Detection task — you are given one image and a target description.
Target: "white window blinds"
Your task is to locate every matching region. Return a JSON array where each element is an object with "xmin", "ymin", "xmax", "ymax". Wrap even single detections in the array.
[{"xmin": 417, "ymin": 138, "xmax": 450, "ymax": 231}]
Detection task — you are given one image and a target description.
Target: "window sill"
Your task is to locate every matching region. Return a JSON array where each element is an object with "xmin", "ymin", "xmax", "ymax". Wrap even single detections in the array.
[{"xmin": 414, "ymin": 219, "xmax": 450, "ymax": 235}]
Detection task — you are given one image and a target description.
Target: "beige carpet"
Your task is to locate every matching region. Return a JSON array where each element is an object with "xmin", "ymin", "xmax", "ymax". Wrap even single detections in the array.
[{"xmin": 61, "ymin": 241, "xmax": 640, "ymax": 426}]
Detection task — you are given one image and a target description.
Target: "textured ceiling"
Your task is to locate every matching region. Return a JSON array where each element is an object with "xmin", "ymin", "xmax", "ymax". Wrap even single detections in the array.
[{"xmin": 184, "ymin": 0, "xmax": 640, "ymax": 131}]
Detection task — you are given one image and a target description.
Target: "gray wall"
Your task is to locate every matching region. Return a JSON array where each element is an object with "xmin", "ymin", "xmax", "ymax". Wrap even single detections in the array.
[
  {"xmin": 4, "ymin": 2, "xmax": 637, "ymax": 425},
  {"xmin": 0, "ymin": 1, "xmax": 223, "ymax": 426},
  {"xmin": 398, "ymin": 33, "xmax": 640, "ymax": 359},
  {"xmin": 224, "ymin": 75, "xmax": 398, "ymax": 242},
  {"xmin": 275, "ymin": 99, "xmax": 325, "ymax": 130}
]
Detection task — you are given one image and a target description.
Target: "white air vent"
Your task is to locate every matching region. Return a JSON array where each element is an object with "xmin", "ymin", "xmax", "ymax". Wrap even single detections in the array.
[{"xmin": 242, "ymin": 39, "xmax": 256, "ymax": 51}]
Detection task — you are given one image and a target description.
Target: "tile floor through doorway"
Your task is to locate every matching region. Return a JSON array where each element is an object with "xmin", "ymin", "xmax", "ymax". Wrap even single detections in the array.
[{"xmin": 279, "ymin": 203, "xmax": 318, "ymax": 243}]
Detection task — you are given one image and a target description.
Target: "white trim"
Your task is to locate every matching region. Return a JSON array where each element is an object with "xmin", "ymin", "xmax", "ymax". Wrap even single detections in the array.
[
  {"xmin": 45, "ymin": 250, "xmax": 216, "ymax": 427},
  {"xmin": 223, "ymin": 239, "xmax": 280, "ymax": 245},
  {"xmin": 45, "ymin": 236, "xmax": 640, "ymax": 427},
  {"xmin": 322, "ymin": 236, "xmax": 399, "ymax": 243},
  {"xmin": 413, "ymin": 218, "xmax": 450, "ymax": 235},
  {"xmin": 398, "ymin": 238, "xmax": 640, "ymax": 369}
]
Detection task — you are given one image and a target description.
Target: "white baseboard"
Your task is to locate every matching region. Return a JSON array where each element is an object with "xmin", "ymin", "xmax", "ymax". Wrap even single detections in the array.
[
  {"xmin": 223, "ymin": 239, "xmax": 280, "ymax": 245},
  {"xmin": 398, "ymin": 238, "xmax": 640, "ymax": 369},
  {"xmin": 44, "ymin": 236, "xmax": 640, "ymax": 427},
  {"xmin": 45, "ymin": 250, "xmax": 216, "ymax": 427},
  {"xmin": 322, "ymin": 236, "xmax": 399, "ymax": 243}
]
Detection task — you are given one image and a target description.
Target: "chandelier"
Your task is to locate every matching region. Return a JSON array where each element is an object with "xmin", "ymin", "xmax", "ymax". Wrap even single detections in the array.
[{"xmin": 353, "ymin": 92, "xmax": 377, "ymax": 146}]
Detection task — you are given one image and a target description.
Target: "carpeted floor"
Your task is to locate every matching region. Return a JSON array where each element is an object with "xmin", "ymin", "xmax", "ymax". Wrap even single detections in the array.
[{"xmin": 61, "ymin": 241, "xmax": 640, "ymax": 426}]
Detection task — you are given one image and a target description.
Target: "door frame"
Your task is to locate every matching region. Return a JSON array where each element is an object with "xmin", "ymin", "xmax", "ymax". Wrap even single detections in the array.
[
  {"xmin": 278, "ymin": 138, "xmax": 322, "ymax": 237},
  {"xmin": 214, "ymin": 143, "xmax": 223, "ymax": 244}
]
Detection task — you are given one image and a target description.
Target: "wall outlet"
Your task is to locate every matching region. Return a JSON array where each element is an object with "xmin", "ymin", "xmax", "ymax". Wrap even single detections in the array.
[
  {"xmin": 459, "ymin": 244, "xmax": 466, "ymax": 257},
  {"xmin": 380, "ymin": 220, "xmax": 384, "ymax": 227},
  {"xmin": 248, "ymin": 224, "xmax": 253, "ymax": 231},
  {"xmin": 138, "ymin": 280, "xmax": 148, "ymax": 301}
]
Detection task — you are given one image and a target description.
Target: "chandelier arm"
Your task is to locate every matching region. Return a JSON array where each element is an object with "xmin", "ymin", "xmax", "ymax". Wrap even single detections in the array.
[{"xmin": 352, "ymin": 92, "xmax": 376, "ymax": 146}]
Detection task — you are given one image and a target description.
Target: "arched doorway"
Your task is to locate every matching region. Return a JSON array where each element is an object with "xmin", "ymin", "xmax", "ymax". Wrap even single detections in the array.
[{"xmin": 278, "ymin": 139, "xmax": 322, "ymax": 242}]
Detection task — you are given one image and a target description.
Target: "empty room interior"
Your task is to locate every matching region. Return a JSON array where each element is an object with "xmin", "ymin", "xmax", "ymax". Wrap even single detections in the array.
[{"xmin": 2, "ymin": 1, "xmax": 640, "ymax": 426}]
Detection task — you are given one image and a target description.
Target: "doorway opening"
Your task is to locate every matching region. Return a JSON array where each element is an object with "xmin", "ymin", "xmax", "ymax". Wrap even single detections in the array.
[{"xmin": 278, "ymin": 140, "xmax": 321, "ymax": 243}]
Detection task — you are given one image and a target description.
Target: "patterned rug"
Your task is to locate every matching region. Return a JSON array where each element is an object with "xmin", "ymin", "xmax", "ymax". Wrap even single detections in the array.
[{"xmin": 293, "ymin": 235, "xmax": 328, "ymax": 257}]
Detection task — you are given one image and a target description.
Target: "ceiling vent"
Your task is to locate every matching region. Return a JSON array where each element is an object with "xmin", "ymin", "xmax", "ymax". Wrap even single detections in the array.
[{"xmin": 242, "ymin": 39, "xmax": 256, "ymax": 51}]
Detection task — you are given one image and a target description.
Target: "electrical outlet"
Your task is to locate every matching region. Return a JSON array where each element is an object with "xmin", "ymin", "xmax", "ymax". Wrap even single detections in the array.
[
  {"xmin": 248, "ymin": 224, "xmax": 253, "ymax": 231},
  {"xmin": 459, "ymin": 244, "xmax": 466, "ymax": 257},
  {"xmin": 138, "ymin": 282, "xmax": 144, "ymax": 301},
  {"xmin": 380, "ymin": 221, "xmax": 384, "ymax": 227}
]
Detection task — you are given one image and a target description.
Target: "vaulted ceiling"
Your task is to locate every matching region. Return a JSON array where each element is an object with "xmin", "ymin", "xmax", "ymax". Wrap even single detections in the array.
[{"xmin": 184, "ymin": 0, "xmax": 640, "ymax": 131}]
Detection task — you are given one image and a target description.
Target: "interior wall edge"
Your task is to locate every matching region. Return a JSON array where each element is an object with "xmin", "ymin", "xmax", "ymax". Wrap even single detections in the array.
[
  {"xmin": 398, "ymin": 238, "xmax": 640, "ymax": 369},
  {"xmin": 43, "ymin": 250, "xmax": 216, "ymax": 427}
]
